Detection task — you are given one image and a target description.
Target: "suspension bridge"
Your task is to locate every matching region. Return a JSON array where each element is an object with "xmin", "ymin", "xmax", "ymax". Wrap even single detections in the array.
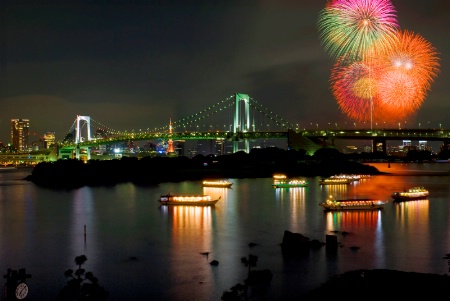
[
  {"xmin": 58, "ymin": 93, "xmax": 450, "ymax": 160},
  {"xmin": 59, "ymin": 93, "xmax": 304, "ymax": 159}
]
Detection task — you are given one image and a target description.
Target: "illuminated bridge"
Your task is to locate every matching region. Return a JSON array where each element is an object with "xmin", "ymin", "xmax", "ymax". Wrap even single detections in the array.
[{"xmin": 58, "ymin": 93, "xmax": 450, "ymax": 159}]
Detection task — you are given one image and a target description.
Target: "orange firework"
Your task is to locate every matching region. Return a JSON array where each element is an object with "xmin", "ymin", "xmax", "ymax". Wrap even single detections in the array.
[
  {"xmin": 373, "ymin": 29, "xmax": 440, "ymax": 118},
  {"xmin": 331, "ymin": 29, "xmax": 440, "ymax": 124}
]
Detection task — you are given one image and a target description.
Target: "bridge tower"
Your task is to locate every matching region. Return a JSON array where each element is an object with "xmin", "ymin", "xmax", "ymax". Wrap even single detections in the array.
[
  {"xmin": 233, "ymin": 93, "xmax": 251, "ymax": 153},
  {"xmin": 75, "ymin": 115, "xmax": 92, "ymax": 160}
]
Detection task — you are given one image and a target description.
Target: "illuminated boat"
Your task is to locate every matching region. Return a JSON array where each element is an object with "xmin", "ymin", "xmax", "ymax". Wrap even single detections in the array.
[
  {"xmin": 202, "ymin": 180, "xmax": 233, "ymax": 188},
  {"xmin": 391, "ymin": 186, "xmax": 429, "ymax": 201},
  {"xmin": 273, "ymin": 174, "xmax": 287, "ymax": 180},
  {"xmin": 272, "ymin": 179, "xmax": 308, "ymax": 188},
  {"xmin": 319, "ymin": 178, "xmax": 352, "ymax": 185},
  {"xmin": 319, "ymin": 196, "xmax": 388, "ymax": 211},
  {"xmin": 0, "ymin": 166, "xmax": 17, "ymax": 171},
  {"xmin": 158, "ymin": 194, "xmax": 221, "ymax": 206},
  {"xmin": 329, "ymin": 174, "xmax": 370, "ymax": 181}
]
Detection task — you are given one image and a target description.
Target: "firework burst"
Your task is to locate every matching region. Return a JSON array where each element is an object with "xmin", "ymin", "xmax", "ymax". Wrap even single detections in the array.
[
  {"xmin": 374, "ymin": 29, "xmax": 440, "ymax": 109},
  {"xmin": 318, "ymin": 0, "xmax": 399, "ymax": 63},
  {"xmin": 331, "ymin": 60, "xmax": 381, "ymax": 122}
]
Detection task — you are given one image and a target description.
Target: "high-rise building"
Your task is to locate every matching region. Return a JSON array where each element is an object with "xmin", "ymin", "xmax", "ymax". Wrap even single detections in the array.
[
  {"xmin": 43, "ymin": 131, "xmax": 56, "ymax": 149},
  {"xmin": 11, "ymin": 119, "xmax": 30, "ymax": 152}
]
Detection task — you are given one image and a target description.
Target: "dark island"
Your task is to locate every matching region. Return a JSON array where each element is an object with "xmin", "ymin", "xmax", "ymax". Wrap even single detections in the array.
[{"xmin": 25, "ymin": 147, "xmax": 383, "ymax": 189}]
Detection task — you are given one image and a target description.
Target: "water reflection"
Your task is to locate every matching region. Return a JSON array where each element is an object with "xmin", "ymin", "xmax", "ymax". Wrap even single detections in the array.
[
  {"xmin": 202, "ymin": 187, "xmax": 230, "ymax": 203},
  {"xmin": 394, "ymin": 199, "xmax": 430, "ymax": 227},
  {"xmin": 158, "ymin": 205, "xmax": 215, "ymax": 299},
  {"xmin": 324, "ymin": 210, "xmax": 385, "ymax": 266},
  {"xmin": 320, "ymin": 184, "xmax": 349, "ymax": 199},
  {"xmin": 72, "ymin": 188, "xmax": 94, "ymax": 254},
  {"xmin": 274, "ymin": 187, "xmax": 307, "ymax": 203},
  {"xmin": 159, "ymin": 204, "xmax": 215, "ymax": 255},
  {"xmin": 274, "ymin": 187, "xmax": 307, "ymax": 225},
  {"xmin": 324, "ymin": 210, "xmax": 382, "ymax": 232},
  {"xmin": 391, "ymin": 199, "xmax": 431, "ymax": 271}
]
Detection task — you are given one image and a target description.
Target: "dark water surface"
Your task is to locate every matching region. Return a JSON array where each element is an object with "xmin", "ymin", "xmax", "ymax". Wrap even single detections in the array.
[{"xmin": 1, "ymin": 162, "xmax": 450, "ymax": 300}]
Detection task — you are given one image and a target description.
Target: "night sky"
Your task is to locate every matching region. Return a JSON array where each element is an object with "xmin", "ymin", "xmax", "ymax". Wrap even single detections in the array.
[{"xmin": 0, "ymin": 0, "xmax": 449, "ymax": 144}]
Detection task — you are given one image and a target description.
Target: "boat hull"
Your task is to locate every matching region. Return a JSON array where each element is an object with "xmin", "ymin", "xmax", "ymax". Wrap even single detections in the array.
[
  {"xmin": 202, "ymin": 181, "xmax": 233, "ymax": 188},
  {"xmin": 272, "ymin": 184, "xmax": 308, "ymax": 188},
  {"xmin": 158, "ymin": 200, "xmax": 219, "ymax": 206},
  {"xmin": 392, "ymin": 195, "xmax": 429, "ymax": 201},
  {"xmin": 202, "ymin": 184, "xmax": 233, "ymax": 188},
  {"xmin": 319, "ymin": 199, "xmax": 387, "ymax": 211},
  {"xmin": 391, "ymin": 187, "xmax": 429, "ymax": 201},
  {"xmin": 319, "ymin": 179, "xmax": 352, "ymax": 185},
  {"xmin": 319, "ymin": 204, "xmax": 385, "ymax": 210},
  {"xmin": 158, "ymin": 194, "xmax": 220, "ymax": 206},
  {"xmin": 0, "ymin": 166, "xmax": 18, "ymax": 171},
  {"xmin": 319, "ymin": 178, "xmax": 353, "ymax": 185}
]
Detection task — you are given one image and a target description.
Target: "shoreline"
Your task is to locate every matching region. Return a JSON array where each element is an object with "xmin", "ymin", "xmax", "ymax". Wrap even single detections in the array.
[{"xmin": 303, "ymin": 268, "xmax": 450, "ymax": 299}]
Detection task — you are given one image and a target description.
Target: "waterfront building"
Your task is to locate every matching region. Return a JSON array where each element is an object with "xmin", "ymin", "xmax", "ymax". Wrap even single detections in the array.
[
  {"xmin": 42, "ymin": 131, "xmax": 56, "ymax": 149},
  {"xmin": 11, "ymin": 119, "xmax": 30, "ymax": 152}
]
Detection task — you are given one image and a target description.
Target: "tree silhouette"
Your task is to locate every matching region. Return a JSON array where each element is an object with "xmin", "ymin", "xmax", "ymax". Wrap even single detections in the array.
[{"xmin": 56, "ymin": 255, "xmax": 108, "ymax": 301}]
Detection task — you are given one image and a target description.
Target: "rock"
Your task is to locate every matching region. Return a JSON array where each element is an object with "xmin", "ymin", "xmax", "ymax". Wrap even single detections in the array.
[
  {"xmin": 281, "ymin": 230, "xmax": 325, "ymax": 254},
  {"xmin": 245, "ymin": 269, "xmax": 273, "ymax": 287},
  {"xmin": 280, "ymin": 230, "xmax": 310, "ymax": 250}
]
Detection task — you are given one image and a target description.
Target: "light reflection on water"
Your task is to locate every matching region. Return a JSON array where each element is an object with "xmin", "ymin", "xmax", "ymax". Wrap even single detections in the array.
[{"xmin": 1, "ymin": 164, "xmax": 450, "ymax": 301}]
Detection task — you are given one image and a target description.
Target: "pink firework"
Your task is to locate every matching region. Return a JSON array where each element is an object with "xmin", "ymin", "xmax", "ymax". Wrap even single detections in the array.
[{"xmin": 331, "ymin": 60, "xmax": 381, "ymax": 122}]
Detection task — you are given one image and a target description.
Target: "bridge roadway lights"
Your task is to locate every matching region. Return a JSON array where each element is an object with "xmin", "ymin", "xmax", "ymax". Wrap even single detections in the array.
[{"xmin": 56, "ymin": 128, "xmax": 449, "ymax": 157}]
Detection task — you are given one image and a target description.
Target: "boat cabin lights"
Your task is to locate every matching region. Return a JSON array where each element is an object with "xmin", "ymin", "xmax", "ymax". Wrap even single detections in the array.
[
  {"xmin": 172, "ymin": 196, "xmax": 211, "ymax": 202},
  {"xmin": 273, "ymin": 174, "xmax": 287, "ymax": 179},
  {"xmin": 288, "ymin": 180, "xmax": 306, "ymax": 184},
  {"xmin": 203, "ymin": 180, "xmax": 228, "ymax": 185}
]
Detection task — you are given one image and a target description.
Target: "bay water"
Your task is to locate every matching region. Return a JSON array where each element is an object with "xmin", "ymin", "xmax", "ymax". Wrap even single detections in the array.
[{"xmin": 1, "ymin": 162, "xmax": 450, "ymax": 300}]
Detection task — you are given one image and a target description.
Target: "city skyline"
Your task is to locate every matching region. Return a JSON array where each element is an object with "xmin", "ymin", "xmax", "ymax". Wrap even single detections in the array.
[{"xmin": 1, "ymin": 1, "xmax": 449, "ymax": 144}]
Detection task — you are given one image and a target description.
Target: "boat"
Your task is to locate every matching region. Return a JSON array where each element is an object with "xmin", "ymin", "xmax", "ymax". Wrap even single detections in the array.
[
  {"xmin": 158, "ymin": 194, "xmax": 221, "ymax": 206},
  {"xmin": 391, "ymin": 186, "xmax": 429, "ymax": 201},
  {"xmin": 202, "ymin": 180, "xmax": 233, "ymax": 188},
  {"xmin": 273, "ymin": 174, "xmax": 287, "ymax": 180},
  {"xmin": 319, "ymin": 196, "xmax": 388, "ymax": 211},
  {"xmin": 272, "ymin": 179, "xmax": 308, "ymax": 188},
  {"xmin": 330, "ymin": 174, "xmax": 362, "ymax": 181},
  {"xmin": 0, "ymin": 166, "xmax": 17, "ymax": 171},
  {"xmin": 319, "ymin": 177, "xmax": 352, "ymax": 185}
]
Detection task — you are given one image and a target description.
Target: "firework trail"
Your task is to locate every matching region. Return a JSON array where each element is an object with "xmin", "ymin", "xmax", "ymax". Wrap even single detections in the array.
[{"xmin": 318, "ymin": 0, "xmax": 399, "ymax": 63}]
